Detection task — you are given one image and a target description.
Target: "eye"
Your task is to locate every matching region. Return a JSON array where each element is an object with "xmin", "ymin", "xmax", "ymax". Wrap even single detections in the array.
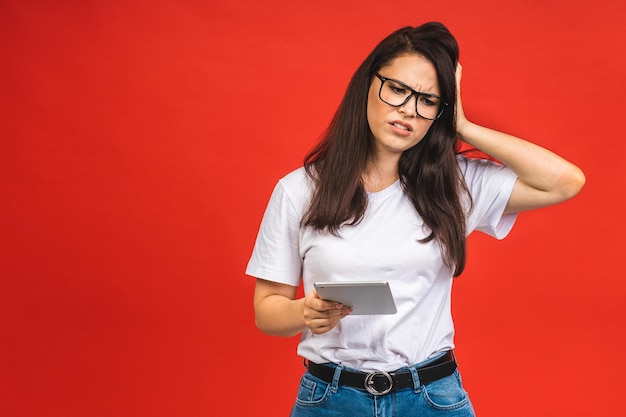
[
  {"xmin": 389, "ymin": 85, "xmax": 406, "ymax": 95},
  {"xmin": 419, "ymin": 95, "xmax": 440, "ymax": 107}
]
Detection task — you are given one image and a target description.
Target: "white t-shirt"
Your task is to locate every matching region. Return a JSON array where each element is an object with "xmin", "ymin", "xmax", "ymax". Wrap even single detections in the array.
[{"xmin": 246, "ymin": 155, "xmax": 518, "ymax": 372}]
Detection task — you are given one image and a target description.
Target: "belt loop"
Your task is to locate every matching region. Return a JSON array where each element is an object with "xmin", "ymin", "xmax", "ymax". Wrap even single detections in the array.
[
  {"xmin": 330, "ymin": 363, "xmax": 343, "ymax": 394},
  {"xmin": 409, "ymin": 365, "xmax": 421, "ymax": 392}
]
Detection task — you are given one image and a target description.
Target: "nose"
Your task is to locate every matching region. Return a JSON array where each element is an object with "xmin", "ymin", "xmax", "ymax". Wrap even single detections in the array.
[{"xmin": 398, "ymin": 93, "xmax": 418, "ymax": 117}]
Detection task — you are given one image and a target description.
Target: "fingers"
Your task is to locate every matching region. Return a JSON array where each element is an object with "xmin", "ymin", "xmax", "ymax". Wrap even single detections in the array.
[
  {"xmin": 306, "ymin": 309, "xmax": 351, "ymax": 334},
  {"xmin": 454, "ymin": 62, "xmax": 468, "ymax": 128},
  {"xmin": 303, "ymin": 290, "xmax": 353, "ymax": 334}
]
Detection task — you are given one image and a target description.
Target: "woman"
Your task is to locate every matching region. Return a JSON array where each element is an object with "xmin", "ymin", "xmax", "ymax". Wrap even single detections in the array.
[{"xmin": 246, "ymin": 22, "xmax": 584, "ymax": 416}]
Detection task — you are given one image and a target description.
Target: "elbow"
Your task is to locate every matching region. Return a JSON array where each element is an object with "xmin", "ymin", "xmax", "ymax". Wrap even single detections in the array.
[
  {"xmin": 254, "ymin": 310, "xmax": 302, "ymax": 338},
  {"xmin": 254, "ymin": 309, "xmax": 288, "ymax": 337},
  {"xmin": 567, "ymin": 165, "xmax": 586, "ymax": 198},
  {"xmin": 254, "ymin": 316, "xmax": 272, "ymax": 335},
  {"xmin": 559, "ymin": 165, "xmax": 586, "ymax": 201},
  {"xmin": 254, "ymin": 309, "xmax": 271, "ymax": 335},
  {"xmin": 254, "ymin": 318, "xmax": 293, "ymax": 337}
]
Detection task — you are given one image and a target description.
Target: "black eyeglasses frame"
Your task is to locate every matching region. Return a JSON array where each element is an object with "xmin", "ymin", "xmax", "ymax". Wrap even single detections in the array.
[{"xmin": 374, "ymin": 73, "xmax": 448, "ymax": 121}]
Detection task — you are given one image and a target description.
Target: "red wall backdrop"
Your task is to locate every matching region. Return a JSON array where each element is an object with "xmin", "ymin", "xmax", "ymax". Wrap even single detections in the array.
[{"xmin": 2, "ymin": 1, "xmax": 625, "ymax": 416}]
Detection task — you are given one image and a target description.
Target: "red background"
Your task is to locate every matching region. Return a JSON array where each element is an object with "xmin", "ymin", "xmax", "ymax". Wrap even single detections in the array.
[{"xmin": 2, "ymin": 1, "xmax": 625, "ymax": 416}]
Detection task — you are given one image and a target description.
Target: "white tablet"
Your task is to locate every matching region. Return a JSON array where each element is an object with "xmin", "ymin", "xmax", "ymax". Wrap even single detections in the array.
[{"xmin": 313, "ymin": 281, "xmax": 397, "ymax": 315}]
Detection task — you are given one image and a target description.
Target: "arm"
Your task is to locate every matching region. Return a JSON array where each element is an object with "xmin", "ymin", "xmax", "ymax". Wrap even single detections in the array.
[
  {"xmin": 455, "ymin": 64, "xmax": 586, "ymax": 214},
  {"xmin": 253, "ymin": 278, "xmax": 352, "ymax": 337}
]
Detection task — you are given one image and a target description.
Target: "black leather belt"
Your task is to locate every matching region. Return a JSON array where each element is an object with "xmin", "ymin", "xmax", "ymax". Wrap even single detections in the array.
[{"xmin": 307, "ymin": 351, "xmax": 457, "ymax": 396}]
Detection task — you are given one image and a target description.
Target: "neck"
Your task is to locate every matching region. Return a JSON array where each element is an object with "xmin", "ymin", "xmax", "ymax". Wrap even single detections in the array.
[{"xmin": 363, "ymin": 155, "xmax": 400, "ymax": 192}]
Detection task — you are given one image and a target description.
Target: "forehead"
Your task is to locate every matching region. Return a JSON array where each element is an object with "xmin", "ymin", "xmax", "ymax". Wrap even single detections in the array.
[{"xmin": 378, "ymin": 54, "xmax": 439, "ymax": 94}]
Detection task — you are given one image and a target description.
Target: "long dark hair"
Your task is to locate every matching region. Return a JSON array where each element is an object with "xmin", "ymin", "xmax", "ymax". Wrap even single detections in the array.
[{"xmin": 302, "ymin": 22, "xmax": 471, "ymax": 276}]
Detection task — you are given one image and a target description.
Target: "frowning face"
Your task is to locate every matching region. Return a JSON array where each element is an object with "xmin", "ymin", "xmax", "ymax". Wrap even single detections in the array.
[{"xmin": 367, "ymin": 54, "xmax": 441, "ymax": 160}]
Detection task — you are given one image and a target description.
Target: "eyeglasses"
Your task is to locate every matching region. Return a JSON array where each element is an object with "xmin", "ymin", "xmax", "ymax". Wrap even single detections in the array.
[{"xmin": 374, "ymin": 73, "xmax": 447, "ymax": 120}]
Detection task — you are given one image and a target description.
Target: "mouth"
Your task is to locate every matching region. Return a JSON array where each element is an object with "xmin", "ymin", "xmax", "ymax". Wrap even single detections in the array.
[{"xmin": 390, "ymin": 121, "xmax": 413, "ymax": 132}]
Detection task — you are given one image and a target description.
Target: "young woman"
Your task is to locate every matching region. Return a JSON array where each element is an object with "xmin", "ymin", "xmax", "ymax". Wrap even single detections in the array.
[{"xmin": 246, "ymin": 22, "xmax": 585, "ymax": 416}]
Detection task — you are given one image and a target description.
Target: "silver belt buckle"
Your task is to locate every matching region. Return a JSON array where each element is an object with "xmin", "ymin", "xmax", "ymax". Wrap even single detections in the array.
[{"xmin": 364, "ymin": 371, "xmax": 393, "ymax": 395}]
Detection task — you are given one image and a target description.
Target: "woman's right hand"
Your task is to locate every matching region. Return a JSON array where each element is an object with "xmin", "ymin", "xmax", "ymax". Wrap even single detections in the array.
[
  {"xmin": 254, "ymin": 278, "xmax": 352, "ymax": 337},
  {"xmin": 303, "ymin": 290, "xmax": 353, "ymax": 334}
]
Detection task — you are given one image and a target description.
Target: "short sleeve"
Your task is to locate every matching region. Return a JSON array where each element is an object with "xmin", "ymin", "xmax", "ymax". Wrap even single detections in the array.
[
  {"xmin": 459, "ymin": 156, "xmax": 518, "ymax": 239},
  {"xmin": 245, "ymin": 170, "xmax": 309, "ymax": 286}
]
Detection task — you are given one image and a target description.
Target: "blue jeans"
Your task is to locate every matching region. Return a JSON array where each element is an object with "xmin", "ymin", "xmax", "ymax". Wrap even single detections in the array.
[{"xmin": 290, "ymin": 352, "xmax": 476, "ymax": 417}]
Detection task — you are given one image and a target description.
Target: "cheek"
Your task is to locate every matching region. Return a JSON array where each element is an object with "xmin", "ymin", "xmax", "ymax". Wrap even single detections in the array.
[
  {"xmin": 414, "ymin": 122, "xmax": 435, "ymax": 142},
  {"xmin": 366, "ymin": 93, "xmax": 385, "ymax": 129}
]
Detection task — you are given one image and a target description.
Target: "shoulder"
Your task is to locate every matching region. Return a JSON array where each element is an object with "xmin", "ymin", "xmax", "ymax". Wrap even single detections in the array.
[
  {"xmin": 456, "ymin": 153, "xmax": 518, "ymax": 213},
  {"xmin": 278, "ymin": 166, "xmax": 313, "ymax": 195},
  {"xmin": 456, "ymin": 154, "xmax": 515, "ymax": 184},
  {"xmin": 279, "ymin": 166, "xmax": 309, "ymax": 187},
  {"xmin": 273, "ymin": 166, "xmax": 314, "ymax": 214},
  {"xmin": 456, "ymin": 153, "xmax": 500, "ymax": 173},
  {"xmin": 457, "ymin": 154, "xmax": 519, "ymax": 238}
]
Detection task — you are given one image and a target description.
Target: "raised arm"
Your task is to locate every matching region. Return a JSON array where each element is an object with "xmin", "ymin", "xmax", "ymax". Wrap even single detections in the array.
[
  {"xmin": 253, "ymin": 278, "xmax": 352, "ymax": 337},
  {"xmin": 455, "ymin": 64, "xmax": 586, "ymax": 214}
]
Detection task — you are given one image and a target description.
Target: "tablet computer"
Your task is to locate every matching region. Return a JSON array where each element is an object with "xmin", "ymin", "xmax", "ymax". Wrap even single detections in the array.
[{"xmin": 313, "ymin": 281, "xmax": 397, "ymax": 315}]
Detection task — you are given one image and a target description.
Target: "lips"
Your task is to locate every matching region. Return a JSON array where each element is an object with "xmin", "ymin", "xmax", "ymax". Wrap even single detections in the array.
[{"xmin": 390, "ymin": 120, "xmax": 413, "ymax": 132}]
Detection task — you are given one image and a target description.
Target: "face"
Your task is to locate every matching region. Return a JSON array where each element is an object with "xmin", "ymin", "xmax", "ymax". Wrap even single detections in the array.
[{"xmin": 367, "ymin": 53, "xmax": 440, "ymax": 159}]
